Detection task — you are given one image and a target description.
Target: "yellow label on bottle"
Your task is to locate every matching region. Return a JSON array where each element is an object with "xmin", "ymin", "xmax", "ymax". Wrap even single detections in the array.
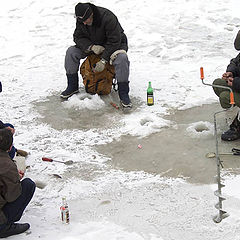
[{"xmin": 147, "ymin": 96, "xmax": 154, "ymax": 105}]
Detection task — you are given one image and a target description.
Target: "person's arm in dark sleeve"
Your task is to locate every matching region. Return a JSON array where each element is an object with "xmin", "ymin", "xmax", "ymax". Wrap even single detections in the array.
[
  {"xmin": 226, "ymin": 54, "xmax": 240, "ymax": 77},
  {"xmin": 3, "ymin": 166, "xmax": 22, "ymax": 202},
  {"xmin": 101, "ymin": 16, "xmax": 122, "ymax": 61},
  {"xmin": 232, "ymin": 77, "xmax": 240, "ymax": 92},
  {"xmin": 73, "ymin": 23, "xmax": 92, "ymax": 52}
]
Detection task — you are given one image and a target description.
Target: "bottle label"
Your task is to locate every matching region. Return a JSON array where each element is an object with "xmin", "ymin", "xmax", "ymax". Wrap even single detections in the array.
[
  {"xmin": 147, "ymin": 95, "xmax": 154, "ymax": 105},
  {"xmin": 61, "ymin": 207, "xmax": 70, "ymax": 224},
  {"xmin": 65, "ymin": 209, "xmax": 70, "ymax": 224}
]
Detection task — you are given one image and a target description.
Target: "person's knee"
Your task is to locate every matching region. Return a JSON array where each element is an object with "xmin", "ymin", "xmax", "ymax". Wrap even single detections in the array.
[
  {"xmin": 21, "ymin": 178, "xmax": 36, "ymax": 194},
  {"xmin": 66, "ymin": 46, "xmax": 78, "ymax": 57},
  {"xmin": 213, "ymin": 78, "xmax": 228, "ymax": 96},
  {"xmin": 213, "ymin": 78, "xmax": 227, "ymax": 86},
  {"xmin": 219, "ymin": 91, "xmax": 231, "ymax": 109},
  {"xmin": 114, "ymin": 53, "xmax": 129, "ymax": 65}
]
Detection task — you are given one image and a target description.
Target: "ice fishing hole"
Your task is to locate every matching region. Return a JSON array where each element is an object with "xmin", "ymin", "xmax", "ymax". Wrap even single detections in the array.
[
  {"xmin": 186, "ymin": 121, "xmax": 214, "ymax": 138},
  {"xmin": 194, "ymin": 123, "xmax": 209, "ymax": 132}
]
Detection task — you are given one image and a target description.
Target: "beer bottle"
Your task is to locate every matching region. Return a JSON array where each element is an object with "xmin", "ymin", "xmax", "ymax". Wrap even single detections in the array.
[{"xmin": 147, "ymin": 81, "xmax": 154, "ymax": 106}]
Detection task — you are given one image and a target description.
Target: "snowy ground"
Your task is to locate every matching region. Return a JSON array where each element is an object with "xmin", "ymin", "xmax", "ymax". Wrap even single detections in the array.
[{"xmin": 1, "ymin": 0, "xmax": 240, "ymax": 239}]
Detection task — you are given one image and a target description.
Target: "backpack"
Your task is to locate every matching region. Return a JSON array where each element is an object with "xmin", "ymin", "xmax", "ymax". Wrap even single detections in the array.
[{"xmin": 80, "ymin": 54, "xmax": 115, "ymax": 95}]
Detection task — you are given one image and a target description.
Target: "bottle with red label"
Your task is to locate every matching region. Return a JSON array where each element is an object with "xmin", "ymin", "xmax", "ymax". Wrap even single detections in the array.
[{"xmin": 60, "ymin": 197, "xmax": 69, "ymax": 224}]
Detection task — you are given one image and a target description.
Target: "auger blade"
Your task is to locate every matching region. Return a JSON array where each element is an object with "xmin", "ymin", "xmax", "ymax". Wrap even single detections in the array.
[
  {"xmin": 215, "ymin": 203, "xmax": 227, "ymax": 213},
  {"xmin": 213, "ymin": 212, "xmax": 229, "ymax": 223},
  {"xmin": 214, "ymin": 190, "xmax": 226, "ymax": 200}
]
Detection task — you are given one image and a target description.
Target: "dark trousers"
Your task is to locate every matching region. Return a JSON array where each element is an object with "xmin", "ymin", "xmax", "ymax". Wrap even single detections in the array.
[{"xmin": 0, "ymin": 178, "xmax": 36, "ymax": 230}]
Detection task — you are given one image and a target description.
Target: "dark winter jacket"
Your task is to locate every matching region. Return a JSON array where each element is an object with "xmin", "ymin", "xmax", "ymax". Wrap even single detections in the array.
[
  {"xmin": 73, "ymin": 3, "xmax": 128, "ymax": 61},
  {"xmin": 0, "ymin": 150, "xmax": 21, "ymax": 224},
  {"xmin": 226, "ymin": 53, "xmax": 240, "ymax": 92}
]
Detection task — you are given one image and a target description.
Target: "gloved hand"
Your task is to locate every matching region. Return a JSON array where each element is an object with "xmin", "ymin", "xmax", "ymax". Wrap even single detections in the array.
[
  {"xmin": 93, "ymin": 59, "xmax": 106, "ymax": 72},
  {"xmin": 109, "ymin": 49, "xmax": 127, "ymax": 65},
  {"xmin": 91, "ymin": 45, "xmax": 105, "ymax": 55}
]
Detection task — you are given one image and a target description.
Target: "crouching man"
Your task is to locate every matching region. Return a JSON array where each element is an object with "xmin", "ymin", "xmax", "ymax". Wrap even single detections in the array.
[
  {"xmin": 212, "ymin": 40, "xmax": 240, "ymax": 141},
  {"xmin": 0, "ymin": 129, "xmax": 35, "ymax": 238}
]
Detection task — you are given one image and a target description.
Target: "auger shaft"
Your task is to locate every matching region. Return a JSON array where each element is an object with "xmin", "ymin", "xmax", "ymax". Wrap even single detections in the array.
[{"xmin": 200, "ymin": 67, "xmax": 234, "ymax": 223}]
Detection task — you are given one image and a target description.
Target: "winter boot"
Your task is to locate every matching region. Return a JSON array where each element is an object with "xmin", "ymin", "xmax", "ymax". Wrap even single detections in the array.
[
  {"xmin": 221, "ymin": 115, "xmax": 240, "ymax": 141},
  {"xmin": 118, "ymin": 82, "xmax": 132, "ymax": 108},
  {"xmin": 0, "ymin": 223, "xmax": 30, "ymax": 238},
  {"xmin": 60, "ymin": 73, "xmax": 79, "ymax": 99}
]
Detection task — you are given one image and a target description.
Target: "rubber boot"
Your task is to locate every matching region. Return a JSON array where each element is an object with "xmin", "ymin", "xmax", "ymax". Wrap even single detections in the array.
[
  {"xmin": 118, "ymin": 82, "xmax": 132, "ymax": 108},
  {"xmin": 60, "ymin": 73, "xmax": 79, "ymax": 99},
  {"xmin": 0, "ymin": 223, "xmax": 30, "ymax": 238}
]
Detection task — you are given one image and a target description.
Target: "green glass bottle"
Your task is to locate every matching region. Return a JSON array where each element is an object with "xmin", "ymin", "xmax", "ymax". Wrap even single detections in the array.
[{"xmin": 147, "ymin": 81, "xmax": 154, "ymax": 106}]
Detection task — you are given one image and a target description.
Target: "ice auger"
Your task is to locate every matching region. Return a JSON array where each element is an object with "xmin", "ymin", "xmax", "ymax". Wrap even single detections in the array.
[{"xmin": 200, "ymin": 67, "xmax": 235, "ymax": 223}]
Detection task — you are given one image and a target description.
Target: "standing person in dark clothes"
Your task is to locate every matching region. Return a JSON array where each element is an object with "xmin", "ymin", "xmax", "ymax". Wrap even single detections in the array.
[
  {"xmin": 61, "ymin": 2, "xmax": 132, "ymax": 108},
  {"xmin": 0, "ymin": 129, "xmax": 35, "ymax": 238}
]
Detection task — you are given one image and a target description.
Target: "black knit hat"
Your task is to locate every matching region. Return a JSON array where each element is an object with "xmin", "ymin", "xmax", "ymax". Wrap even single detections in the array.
[{"xmin": 75, "ymin": 3, "xmax": 93, "ymax": 22}]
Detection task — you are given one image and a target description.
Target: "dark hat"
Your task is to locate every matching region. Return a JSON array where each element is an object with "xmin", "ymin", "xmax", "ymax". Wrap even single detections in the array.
[
  {"xmin": 0, "ymin": 128, "xmax": 13, "ymax": 151},
  {"xmin": 234, "ymin": 30, "xmax": 240, "ymax": 51},
  {"xmin": 75, "ymin": 3, "xmax": 93, "ymax": 22}
]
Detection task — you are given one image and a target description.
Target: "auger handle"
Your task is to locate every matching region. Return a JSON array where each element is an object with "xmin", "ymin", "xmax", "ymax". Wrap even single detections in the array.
[
  {"xmin": 230, "ymin": 92, "xmax": 235, "ymax": 105},
  {"xmin": 200, "ymin": 67, "xmax": 204, "ymax": 80},
  {"xmin": 42, "ymin": 157, "xmax": 53, "ymax": 162},
  {"xmin": 200, "ymin": 66, "xmax": 235, "ymax": 105}
]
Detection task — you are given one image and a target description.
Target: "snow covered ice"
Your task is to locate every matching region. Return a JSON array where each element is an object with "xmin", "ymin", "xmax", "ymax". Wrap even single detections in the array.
[{"xmin": 1, "ymin": 0, "xmax": 240, "ymax": 239}]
